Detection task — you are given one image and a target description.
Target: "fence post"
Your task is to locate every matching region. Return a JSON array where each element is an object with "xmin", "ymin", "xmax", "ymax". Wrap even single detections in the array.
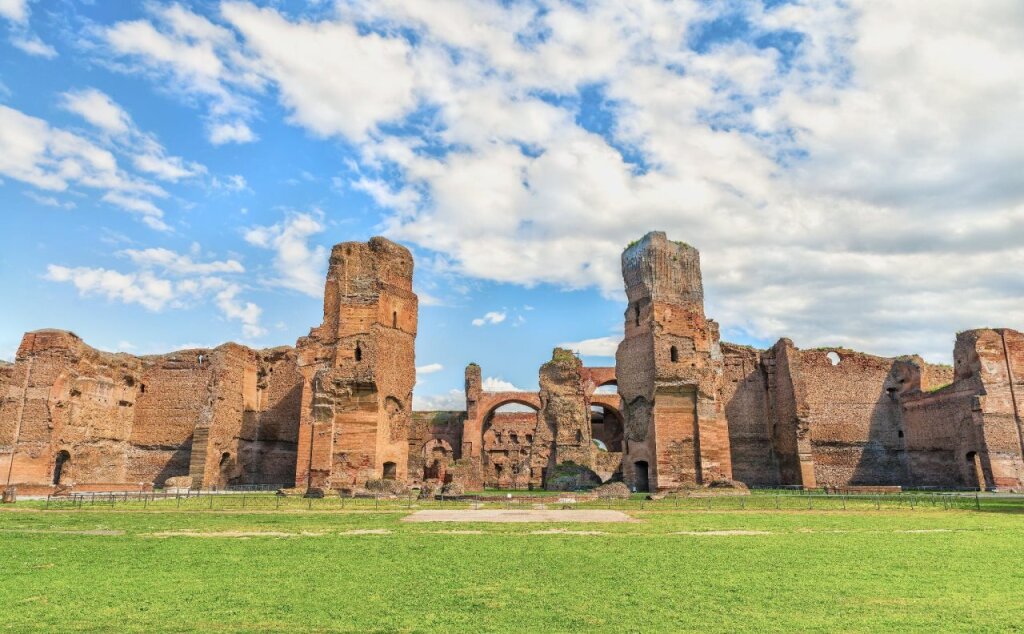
[
  {"xmin": 875, "ymin": 495, "xmax": 880, "ymax": 511},
  {"xmin": 775, "ymin": 494, "xmax": 780, "ymax": 510},
  {"xmin": 307, "ymin": 496, "xmax": 312, "ymax": 511},
  {"xmin": 975, "ymin": 493, "xmax": 981, "ymax": 511},
  {"xmin": 841, "ymin": 494, "xmax": 846, "ymax": 510},
  {"xmin": 808, "ymin": 495, "xmax": 812, "ymax": 510},
  {"xmin": 242, "ymin": 493, "xmax": 246, "ymax": 509},
  {"xmin": 209, "ymin": 491, "xmax": 214, "ymax": 510},
  {"xmin": 375, "ymin": 494, "xmax": 379, "ymax": 511}
]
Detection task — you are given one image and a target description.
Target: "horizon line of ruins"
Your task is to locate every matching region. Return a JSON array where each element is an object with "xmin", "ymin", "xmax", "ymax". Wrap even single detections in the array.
[{"xmin": 2, "ymin": 230, "xmax": 1022, "ymax": 495}]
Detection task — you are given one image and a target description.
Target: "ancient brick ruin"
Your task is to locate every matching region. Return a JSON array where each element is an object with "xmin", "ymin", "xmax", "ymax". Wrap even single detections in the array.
[
  {"xmin": 3, "ymin": 231, "xmax": 1022, "ymax": 495},
  {"xmin": 293, "ymin": 238, "xmax": 417, "ymax": 492}
]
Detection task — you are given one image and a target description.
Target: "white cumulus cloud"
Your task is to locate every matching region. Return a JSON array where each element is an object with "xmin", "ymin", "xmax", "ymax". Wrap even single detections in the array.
[
  {"xmin": 472, "ymin": 311, "xmax": 506, "ymax": 327},
  {"xmin": 558, "ymin": 335, "xmax": 623, "ymax": 358},
  {"xmin": 244, "ymin": 212, "xmax": 328, "ymax": 297},
  {"xmin": 416, "ymin": 363, "xmax": 444, "ymax": 376}
]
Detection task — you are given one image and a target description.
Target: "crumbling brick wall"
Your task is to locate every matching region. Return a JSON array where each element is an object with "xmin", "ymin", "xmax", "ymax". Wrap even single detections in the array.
[
  {"xmin": 795, "ymin": 348, "xmax": 908, "ymax": 487},
  {"xmin": 540, "ymin": 348, "xmax": 592, "ymax": 469},
  {"xmin": 721, "ymin": 343, "xmax": 778, "ymax": 486},
  {"xmin": 900, "ymin": 329, "xmax": 1024, "ymax": 490},
  {"xmin": 0, "ymin": 330, "xmax": 304, "ymax": 491},
  {"xmin": 482, "ymin": 412, "xmax": 545, "ymax": 488},
  {"xmin": 616, "ymin": 232, "xmax": 731, "ymax": 491},
  {"xmin": 294, "ymin": 237, "xmax": 417, "ymax": 491},
  {"xmin": 408, "ymin": 411, "xmax": 464, "ymax": 484}
]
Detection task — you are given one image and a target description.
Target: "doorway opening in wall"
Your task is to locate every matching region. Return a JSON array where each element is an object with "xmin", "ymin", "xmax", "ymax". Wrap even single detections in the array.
[
  {"xmin": 53, "ymin": 450, "xmax": 70, "ymax": 485},
  {"xmin": 383, "ymin": 461, "xmax": 397, "ymax": 480},
  {"xmin": 966, "ymin": 451, "xmax": 985, "ymax": 491},
  {"xmin": 634, "ymin": 460, "xmax": 649, "ymax": 492}
]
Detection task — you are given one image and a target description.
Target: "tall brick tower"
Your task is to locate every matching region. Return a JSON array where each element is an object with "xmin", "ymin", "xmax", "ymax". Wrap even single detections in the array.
[
  {"xmin": 615, "ymin": 231, "xmax": 732, "ymax": 491},
  {"xmin": 294, "ymin": 237, "xmax": 417, "ymax": 491}
]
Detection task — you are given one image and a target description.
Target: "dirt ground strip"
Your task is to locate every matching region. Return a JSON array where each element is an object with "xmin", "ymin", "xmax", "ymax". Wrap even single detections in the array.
[{"xmin": 401, "ymin": 509, "xmax": 633, "ymax": 523}]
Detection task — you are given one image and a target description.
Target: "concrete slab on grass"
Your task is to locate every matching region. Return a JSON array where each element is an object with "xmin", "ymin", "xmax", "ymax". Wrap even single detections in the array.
[{"xmin": 402, "ymin": 509, "xmax": 632, "ymax": 523}]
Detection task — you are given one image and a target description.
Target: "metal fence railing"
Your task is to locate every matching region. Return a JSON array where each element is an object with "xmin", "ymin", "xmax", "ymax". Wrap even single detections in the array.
[{"xmin": 37, "ymin": 489, "xmax": 1024, "ymax": 513}]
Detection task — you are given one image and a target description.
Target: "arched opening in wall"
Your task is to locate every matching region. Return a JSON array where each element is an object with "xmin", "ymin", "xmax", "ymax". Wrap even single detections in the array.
[
  {"xmin": 219, "ymin": 452, "xmax": 232, "ymax": 486},
  {"xmin": 634, "ymin": 303, "xmax": 640, "ymax": 327},
  {"xmin": 383, "ymin": 462, "xmax": 397, "ymax": 480},
  {"xmin": 826, "ymin": 351, "xmax": 841, "ymax": 366},
  {"xmin": 140, "ymin": 383, "xmax": 146, "ymax": 394},
  {"xmin": 590, "ymin": 405, "xmax": 624, "ymax": 452},
  {"xmin": 482, "ymin": 400, "xmax": 541, "ymax": 489},
  {"xmin": 355, "ymin": 343, "xmax": 362, "ymax": 362},
  {"xmin": 670, "ymin": 346, "xmax": 679, "ymax": 362},
  {"xmin": 422, "ymin": 440, "xmax": 453, "ymax": 482},
  {"xmin": 966, "ymin": 451, "xmax": 985, "ymax": 491},
  {"xmin": 52, "ymin": 450, "xmax": 70, "ymax": 485},
  {"xmin": 634, "ymin": 460, "xmax": 650, "ymax": 492},
  {"xmin": 392, "ymin": 311, "xmax": 398, "ymax": 329}
]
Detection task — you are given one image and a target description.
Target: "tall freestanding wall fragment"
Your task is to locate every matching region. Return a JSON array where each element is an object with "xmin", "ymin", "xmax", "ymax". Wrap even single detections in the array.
[
  {"xmin": 294, "ymin": 237, "xmax": 417, "ymax": 490},
  {"xmin": 616, "ymin": 232, "xmax": 732, "ymax": 491}
]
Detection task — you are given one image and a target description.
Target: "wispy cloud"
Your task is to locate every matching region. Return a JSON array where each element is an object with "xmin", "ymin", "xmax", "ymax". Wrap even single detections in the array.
[
  {"xmin": 472, "ymin": 311, "xmax": 506, "ymax": 327},
  {"xmin": 244, "ymin": 211, "xmax": 327, "ymax": 297}
]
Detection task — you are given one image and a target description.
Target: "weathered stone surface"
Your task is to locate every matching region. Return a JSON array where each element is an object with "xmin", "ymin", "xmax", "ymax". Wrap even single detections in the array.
[
  {"xmin": 0, "ymin": 330, "xmax": 301, "ymax": 492},
  {"xmin": 593, "ymin": 481, "xmax": 631, "ymax": 499},
  {"xmin": 408, "ymin": 411, "xmax": 463, "ymax": 485},
  {"xmin": 294, "ymin": 237, "xmax": 417, "ymax": 491},
  {"xmin": 541, "ymin": 348, "xmax": 593, "ymax": 469},
  {"xmin": 616, "ymin": 232, "xmax": 731, "ymax": 491}
]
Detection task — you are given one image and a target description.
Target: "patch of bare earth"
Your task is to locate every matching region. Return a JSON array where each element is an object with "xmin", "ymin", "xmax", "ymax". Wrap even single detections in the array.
[
  {"xmin": 149, "ymin": 530, "xmax": 324, "ymax": 538},
  {"xmin": 402, "ymin": 509, "xmax": 632, "ymax": 523},
  {"xmin": 0, "ymin": 528, "xmax": 124, "ymax": 536},
  {"xmin": 673, "ymin": 530, "xmax": 772, "ymax": 536}
]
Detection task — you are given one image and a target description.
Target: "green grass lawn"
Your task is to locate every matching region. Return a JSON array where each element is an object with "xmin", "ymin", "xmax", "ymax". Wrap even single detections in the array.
[{"xmin": 2, "ymin": 503, "xmax": 1023, "ymax": 632}]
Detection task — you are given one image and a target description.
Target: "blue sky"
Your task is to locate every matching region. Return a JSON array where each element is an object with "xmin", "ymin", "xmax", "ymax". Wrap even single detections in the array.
[{"xmin": 2, "ymin": 1, "xmax": 1023, "ymax": 409}]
